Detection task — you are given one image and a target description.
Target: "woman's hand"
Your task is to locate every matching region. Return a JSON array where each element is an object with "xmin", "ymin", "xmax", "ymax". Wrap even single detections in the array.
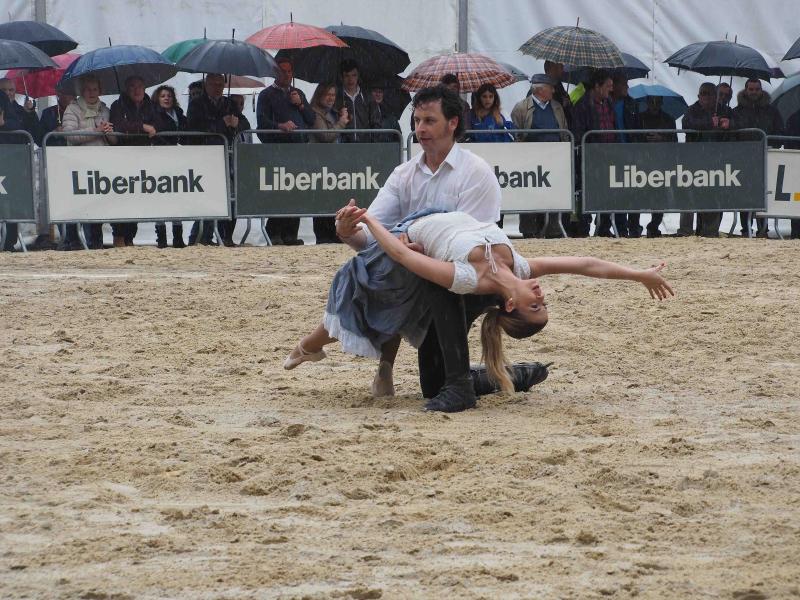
[{"xmin": 637, "ymin": 262, "xmax": 674, "ymax": 300}]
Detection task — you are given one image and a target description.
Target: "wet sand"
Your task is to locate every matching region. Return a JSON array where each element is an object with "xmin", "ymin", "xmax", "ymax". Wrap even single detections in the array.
[{"xmin": 1, "ymin": 237, "xmax": 798, "ymax": 599}]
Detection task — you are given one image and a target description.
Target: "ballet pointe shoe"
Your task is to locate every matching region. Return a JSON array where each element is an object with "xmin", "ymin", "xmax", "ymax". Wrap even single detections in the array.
[
  {"xmin": 371, "ymin": 360, "xmax": 395, "ymax": 398},
  {"xmin": 283, "ymin": 342, "xmax": 326, "ymax": 370}
]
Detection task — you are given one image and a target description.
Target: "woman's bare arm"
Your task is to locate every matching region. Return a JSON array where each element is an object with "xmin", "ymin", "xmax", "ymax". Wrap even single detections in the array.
[
  {"xmin": 356, "ymin": 210, "xmax": 456, "ymax": 289},
  {"xmin": 528, "ymin": 256, "xmax": 674, "ymax": 300}
]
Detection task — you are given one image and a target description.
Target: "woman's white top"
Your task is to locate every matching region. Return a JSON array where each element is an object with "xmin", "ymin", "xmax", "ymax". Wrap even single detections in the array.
[{"xmin": 406, "ymin": 212, "xmax": 531, "ymax": 294}]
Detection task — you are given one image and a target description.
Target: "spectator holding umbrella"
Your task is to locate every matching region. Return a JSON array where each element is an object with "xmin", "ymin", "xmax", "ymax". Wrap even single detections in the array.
[
  {"xmin": 681, "ymin": 82, "xmax": 736, "ymax": 237},
  {"xmin": 61, "ymin": 75, "xmax": 116, "ymax": 249},
  {"xmin": 733, "ymin": 78, "xmax": 784, "ymax": 237},
  {"xmin": 544, "ymin": 60, "xmax": 572, "ymax": 126},
  {"xmin": 638, "ymin": 95, "xmax": 678, "ymax": 237},
  {"xmin": 335, "ymin": 58, "xmax": 378, "ymax": 142},
  {"xmin": 109, "ymin": 75, "xmax": 157, "ymax": 248},
  {"xmin": 309, "ymin": 82, "xmax": 349, "ymax": 243},
  {"xmin": 368, "ymin": 80, "xmax": 401, "ymax": 142},
  {"xmin": 187, "ymin": 73, "xmax": 246, "ymax": 247},
  {"xmin": 256, "ymin": 57, "xmax": 314, "ymax": 246},
  {"xmin": 151, "ymin": 84, "xmax": 187, "ymax": 248},
  {"xmin": 0, "ymin": 77, "xmax": 42, "ymax": 144}
]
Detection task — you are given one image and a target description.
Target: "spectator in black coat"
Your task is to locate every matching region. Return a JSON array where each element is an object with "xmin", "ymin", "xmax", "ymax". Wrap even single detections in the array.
[
  {"xmin": 151, "ymin": 85, "xmax": 188, "ymax": 248},
  {"xmin": 639, "ymin": 96, "xmax": 678, "ymax": 237},
  {"xmin": 335, "ymin": 59, "xmax": 378, "ymax": 142}
]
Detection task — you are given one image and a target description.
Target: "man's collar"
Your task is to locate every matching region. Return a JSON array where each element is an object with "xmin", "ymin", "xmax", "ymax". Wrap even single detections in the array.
[
  {"xmin": 345, "ymin": 86, "xmax": 361, "ymax": 100},
  {"xmin": 416, "ymin": 142, "xmax": 460, "ymax": 173},
  {"xmin": 532, "ymin": 95, "xmax": 549, "ymax": 110}
]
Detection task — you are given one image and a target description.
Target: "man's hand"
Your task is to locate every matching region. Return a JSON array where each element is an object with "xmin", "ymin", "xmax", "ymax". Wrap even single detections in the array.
[
  {"xmin": 142, "ymin": 123, "xmax": 156, "ymax": 138},
  {"xmin": 223, "ymin": 115, "xmax": 239, "ymax": 129},
  {"xmin": 278, "ymin": 121, "xmax": 297, "ymax": 132},
  {"xmin": 398, "ymin": 233, "xmax": 424, "ymax": 253},
  {"xmin": 719, "ymin": 117, "xmax": 730, "ymax": 130}
]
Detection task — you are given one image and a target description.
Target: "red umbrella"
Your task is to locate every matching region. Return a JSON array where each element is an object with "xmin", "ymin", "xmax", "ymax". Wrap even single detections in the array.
[
  {"xmin": 402, "ymin": 52, "xmax": 516, "ymax": 92},
  {"xmin": 246, "ymin": 18, "xmax": 347, "ymax": 50},
  {"xmin": 6, "ymin": 53, "xmax": 80, "ymax": 98}
]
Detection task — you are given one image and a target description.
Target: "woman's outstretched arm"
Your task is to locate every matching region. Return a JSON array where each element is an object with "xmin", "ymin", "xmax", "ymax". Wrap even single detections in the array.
[
  {"xmin": 354, "ymin": 210, "xmax": 456, "ymax": 290},
  {"xmin": 528, "ymin": 256, "xmax": 675, "ymax": 300}
]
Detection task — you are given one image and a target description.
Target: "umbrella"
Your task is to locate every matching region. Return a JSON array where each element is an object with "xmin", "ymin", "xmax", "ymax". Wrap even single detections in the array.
[
  {"xmin": 6, "ymin": 53, "xmax": 80, "ymax": 98},
  {"xmin": 0, "ymin": 39, "xmax": 58, "ymax": 70},
  {"xmin": 277, "ymin": 24, "xmax": 408, "ymax": 84},
  {"xmin": 161, "ymin": 38, "xmax": 207, "ymax": 63},
  {"xmin": 176, "ymin": 38, "xmax": 279, "ymax": 78},
  {"xmin": 246, "ymin": 20, "xmax": 346, "ymax": 51},
  {"xmin": 664, "ymin": 40, "xmax": 775, "ymax": 81},
  {"xmin": 629, "ymin": 83, "xmax": 688, "ymax": 120},
  {"xmin": 402, "ymin": 53, "xmax": 517, "ymax": 92},
  {"xmin": 519, "ymin": 24, "xmax": 624, "ymax": 68},
  {"xmin": 782, "ymin": 37, "xmax": 800, "ymax": 62},
  {"xmin": 58, "ymin": 45, "xmax": 178, "ymax": 95},
  {"xmin": 226, "ymin": 75, "xmax": 264, "ymax": 88},
  {"xmin": 497, "ymin": 62, "xmax": 529, "ymax": 83},
  {"xmin": 0, "ymin": 20, "xmax": 77, "ymax": 57},
  {"xmin": 562, "ymin": 51, "xmax": 649, "ymax": 85},
  {"xmin": 770, "ymin": 71, "xmax": 800, "ymax": 124}
]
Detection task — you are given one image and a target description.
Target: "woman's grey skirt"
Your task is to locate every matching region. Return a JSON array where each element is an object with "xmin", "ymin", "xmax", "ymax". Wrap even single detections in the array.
[{"xmin": 324, "ymin": 242, "xmax": 432, "ymax": 359}]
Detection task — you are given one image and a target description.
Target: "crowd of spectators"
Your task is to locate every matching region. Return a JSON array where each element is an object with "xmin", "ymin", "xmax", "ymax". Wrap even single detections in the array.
[{"xmin": 2, "ymin": 56, "xmax": 800, "ymax": 251}]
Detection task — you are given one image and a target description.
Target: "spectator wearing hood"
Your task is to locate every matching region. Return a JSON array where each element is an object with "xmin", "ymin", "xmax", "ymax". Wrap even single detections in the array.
[
  {"xmin": 733, "ymin": 78, "xmax": 784, "ymax": 238},
  {"xmin": 110, "ymin": 76, "xmax": 157, "ymax": 247}
]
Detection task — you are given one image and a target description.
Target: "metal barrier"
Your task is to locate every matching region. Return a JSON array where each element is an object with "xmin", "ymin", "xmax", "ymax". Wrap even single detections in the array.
[
  {"xmin": 42, "ymin": 131, "xmax": 230, "ymax": 249},
  {"xmin": 761, "ymin": 135, "xmax": 800, "ymax": 240},
  {"xmin": 234, "ymin": 129, "xmax": 403, "ymax": 245},
  {"xmin": 0, "ymin": 130, "xmax": 37, "ymax": 253},
  {"xmin": 581, "ymin": 128, "xmax": 768, "ymax": 237},
  {"xmin": 405, "ymin": 129, "xmax": 575, "ymax": 237}
]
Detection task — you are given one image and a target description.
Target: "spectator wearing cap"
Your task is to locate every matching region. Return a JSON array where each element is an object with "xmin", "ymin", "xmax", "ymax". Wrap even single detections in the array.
[
  {"xmin": 512, "ymin": 73, "xmax": 568, "ymax": 238},
  {"xmin": 256, "ymin": 57, "xmax": 314, "ymax": 245}
]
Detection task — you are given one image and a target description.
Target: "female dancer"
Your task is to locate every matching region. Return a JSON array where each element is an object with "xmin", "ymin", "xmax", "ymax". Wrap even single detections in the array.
[{"xmin": 285, "ymin": 206, "xmax": 673, "ymax": 392}]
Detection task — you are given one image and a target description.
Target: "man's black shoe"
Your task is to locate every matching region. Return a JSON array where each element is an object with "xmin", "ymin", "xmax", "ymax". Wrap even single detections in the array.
[
  {"xmin": 646, "ymin": 229, "xmax": 662, "ymax": 238},
  {"xmin": 470, "ymin": 362, "xmax": 551, "ymax": 396},
  {"xmin": 423, "ymin": 377, "xmax": 477, "ymax": 413},
  {"xmin": 283, "ymin": 238, "xmax": 305, "ymax": 246}
]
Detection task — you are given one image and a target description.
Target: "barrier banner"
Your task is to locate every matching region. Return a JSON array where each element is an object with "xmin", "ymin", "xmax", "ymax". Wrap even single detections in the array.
[
  {"xmin": 761, "ymin": 149, "xmax": 800, "ymax": 218},
  {"xmin": 583, "ymin": 141, "xmax": 766, "ymax": 212},
  {"xmin": 236, "ymin": 143, "xmax": 400, "ymax": 217},
  {"xmin": 410, "ymin": 142, "xmax": 573, "ymax": 212},
  {"xmin": 0, "ymin": 144, "xmax": 35, "ymax": 222},
  {"xmin": 45, "ymin": 146, "xmax": 230, "ymax": 222}
]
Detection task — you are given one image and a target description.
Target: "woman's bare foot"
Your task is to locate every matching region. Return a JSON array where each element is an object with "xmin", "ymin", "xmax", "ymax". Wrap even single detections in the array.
[
  {"xmin": 371, "ymin": 360, "xmax": 395, "ymax": 397},
  {"xmin": 283, "ymin": 342, "xmax": 326, "ymax": 370}
]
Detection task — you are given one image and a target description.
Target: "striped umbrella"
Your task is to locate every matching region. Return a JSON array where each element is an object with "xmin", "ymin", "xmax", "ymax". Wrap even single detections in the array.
[
  {"xmin": 519, "ymin": 25, "xmax": 624, "ymax": 68},
  {"xmin": 402, "ymin": 53, "xmax": 516, "ymax": 92}
]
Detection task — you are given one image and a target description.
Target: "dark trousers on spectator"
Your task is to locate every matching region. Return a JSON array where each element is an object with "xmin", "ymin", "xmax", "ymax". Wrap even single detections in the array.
[
  {"xmin": 698, "ymin": 212, "xmax": 722, "ymax": 237},
  {"xmin": 519, "ymin": 213, "xmax": 562, "ymax": 238},
  {"xmin": 791, "ymin": 219, "xmax": 800, "ymax": 239},
  {"xmin": 266, "ymin": 218, "xmax": 300, "ymax": 244},
  {"xmin": 647, "ymin": 213, "xmax": 664, "ymax": 236},
  {"xmin": 313, "ymin": 217, "xmax": 339, "ymax": 243},
  {"xmin": 112, "ymin": 222, "xmax": 138, "ymax": 245},
  {"xmin": 596, "ymin": 213, "xmax": 629, "ymax": 236},
  {"xmin": 738, "ymin": 211, "xmax": 768, "ymax": 236},
  {"xmin": 3, "ymin": 223, "xmax": 18, "ymax": 250},
  {"xmin": 189, "ymin": 220, "xmax": 215, "ymax": 245}
]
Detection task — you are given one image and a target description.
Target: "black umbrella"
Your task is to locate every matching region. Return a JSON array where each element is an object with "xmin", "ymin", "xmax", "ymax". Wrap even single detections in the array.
[
  {"xmin": 0, "ymin": 20, "xmax": 77, "ymax": 57},
  {"xmin": 0, "ymin": 39, "xmax": 58, "ymax": 70},
  {"xmin": 665, "ymin": 40, "xmax": 775, "ymax": 81},
  {"xmin": 176, "ymin": 38, "xmax": 279, "ymax": 78},
  {"xmin": 783, "ymin": 37, "xmax": 800, "ymax": 62},
  {"xmin": 277, "ymin": 24, "xmax": 410, "ymax": 83},
  {"xmin": 562, "ymin": 51, "xmax": 650, "ymax": 85},
  {"xmin": 364, "ymin": 75, "xmax": 411, "ymax": 120}
]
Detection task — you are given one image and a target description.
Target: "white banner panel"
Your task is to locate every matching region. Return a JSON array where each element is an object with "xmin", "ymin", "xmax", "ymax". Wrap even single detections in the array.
[
  {"xmin": 761, "ymin": 149, "xmax": 800, "ymax": 219},
  {"xmin": 46, "ymin": 146, "xmax": 230, "ymax": 222},
  {"xmin": 411, "ymin": 142, "xmax": 573, "ymax": 212}
]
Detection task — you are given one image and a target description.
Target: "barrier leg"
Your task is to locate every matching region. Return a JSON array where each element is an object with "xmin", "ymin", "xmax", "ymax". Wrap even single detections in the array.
[
  {"xmin": 0, "ymin": 222, "xmax": 5, "ymax": 250},
  {"xmin": 76, "ymin": 223, "xmax": 90, "ymax": 251},
  {"xmin": 558, "ymin": 213, "xmax": 568, "ymax": 238},
  {"xmin": 260, "ymin": 218, "xmax": 272, "ymax": 246},
  {"xmin": 239, "ymin": 218, "xmax": 251, "ymax": 246},
  {"xmin": 727, "ymin": 212, "xmax": 737, "ymax": 237},
  {"xmin": 611, "ymin": 219, "xmax": 620, "ymax": 239},
  {"xmin": 17, "ymin": 231, "xmax": 28, "ymax": 253},
  {"xmin": 213, "ymin": 221, "xmax": 223, "ymax": 246},
  {"xmin": 774, "ymin": 218, "xmax": 783, "ymax": 240}
]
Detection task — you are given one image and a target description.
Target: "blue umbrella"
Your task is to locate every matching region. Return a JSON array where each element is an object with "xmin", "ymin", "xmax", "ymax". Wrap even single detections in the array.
[
  {"xmin": 563, "ymin": 51, "xmax": 649, "ymax": 85},
  {"xmin": 58, "ymin": 45, "xmax": 178, "ymax": 95},
  {"xmin": 629, "ymin": 84, "xmax": 689, "ymax": 120}
]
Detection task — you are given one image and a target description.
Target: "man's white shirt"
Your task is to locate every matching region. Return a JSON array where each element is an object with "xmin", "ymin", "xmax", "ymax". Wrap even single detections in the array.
[{"xmin": 364, "ymin": 142, "xmax": 501, "ymax": 242}]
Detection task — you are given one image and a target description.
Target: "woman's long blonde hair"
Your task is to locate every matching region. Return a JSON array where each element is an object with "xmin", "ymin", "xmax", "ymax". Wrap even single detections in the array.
[{"xmin": 480, "ymin": 305, "xmax": 547, "ymax": 392}]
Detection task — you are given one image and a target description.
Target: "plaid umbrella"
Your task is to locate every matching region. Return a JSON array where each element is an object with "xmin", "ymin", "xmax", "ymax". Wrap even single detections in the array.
[
  {"xmin": 402, "ymin": 53, "xmax": 516, "ymax": 92},
  {"xmin": 519, "ymin": 25, "xmax": 624, "ymax": 68},
  {"xmin": 246, "ymin": 21, "xmax": 346, "ymax": 51}
]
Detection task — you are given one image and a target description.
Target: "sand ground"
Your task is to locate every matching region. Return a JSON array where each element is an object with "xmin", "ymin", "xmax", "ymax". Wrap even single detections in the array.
[{"xmin": 1, "ymin": 237, "xmax": 799, "ymax": 599}]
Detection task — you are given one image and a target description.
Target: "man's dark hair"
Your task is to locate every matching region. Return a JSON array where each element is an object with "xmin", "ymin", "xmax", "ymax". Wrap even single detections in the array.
[
  {"xmin": 589, "ymin": 69, "xmax": 612, "ymax": 90},
  {"xmin": 745, "ymin": 78, "xmax": 762, "ymax": 88},
  {"xmin": 412, "ymin": 85, "xmax": 464, "ymax": 138},
  {"xmin": 188, "ymin": 80, "xmax": 203, "ymax": 91},
  {"xmin": 439, "ymin": 73, "xmax": 459, "ymax": 87},
  {"xmin": 718, "ymin": 81, "xmax": 732, "ymax": 90},
  {"xmin": 543, "ymin": 60, "xmax": 558, "ymax": 73},
  {"xmin": 699, "ymin": 81, "xmax": 717, "ymax": 94},
  {"xmin": 276, "ymin": 56, "xmax": 292, "ymax": 67},
  {"xmin": 340, "ymin": 58, "xmax": 359, "ymax": 75}
]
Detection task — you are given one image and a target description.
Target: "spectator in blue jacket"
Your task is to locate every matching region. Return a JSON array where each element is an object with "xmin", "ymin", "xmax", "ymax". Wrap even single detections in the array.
[{"xmin": 465, "ymin": 83, "xmax": 514, "ymax": 143}]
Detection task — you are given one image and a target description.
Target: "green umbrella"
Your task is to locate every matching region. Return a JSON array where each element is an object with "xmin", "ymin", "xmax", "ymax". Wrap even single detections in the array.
[{"xmin": 161, "ymin": 38, "xmax": 206, "ymax": 63}]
